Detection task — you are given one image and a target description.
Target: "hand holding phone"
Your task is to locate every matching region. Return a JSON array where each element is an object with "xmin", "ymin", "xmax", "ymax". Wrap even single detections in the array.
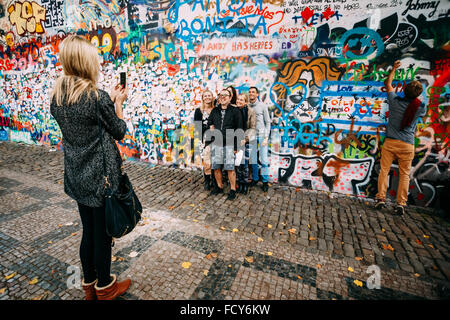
[{"xmin": 120, "ymin": 72, "xmax": 126, "ymax": 88}]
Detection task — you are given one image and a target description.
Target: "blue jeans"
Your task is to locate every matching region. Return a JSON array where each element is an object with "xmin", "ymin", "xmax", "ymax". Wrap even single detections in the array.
[{"xmin": 249, "ymin": 136, "xmax": 269, "ymax": 183}]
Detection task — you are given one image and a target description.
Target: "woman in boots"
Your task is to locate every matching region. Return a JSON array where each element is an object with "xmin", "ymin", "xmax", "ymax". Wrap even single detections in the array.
[
  {"xmin": 194, "ymin": 90, "xmax": 216, "ymax": 190},
  {"xmin": 50, "ymin": 35, "xmax": 131, "ymax": 300}
]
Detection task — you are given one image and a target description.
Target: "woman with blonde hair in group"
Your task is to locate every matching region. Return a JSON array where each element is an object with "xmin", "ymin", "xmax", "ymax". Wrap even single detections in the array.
[
  {"xmin": 50, "ymin": 35, "xmax": 131, "ymax": 300},
  {"xmin": 194, "ymin": 89, "xmax": 216, "ymax": 190}
]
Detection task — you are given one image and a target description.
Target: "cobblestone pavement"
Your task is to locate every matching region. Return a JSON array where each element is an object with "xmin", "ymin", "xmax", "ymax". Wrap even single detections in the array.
[{"xmin": 0, "ymin": 141, "xmax": 449, "ymax": 300}]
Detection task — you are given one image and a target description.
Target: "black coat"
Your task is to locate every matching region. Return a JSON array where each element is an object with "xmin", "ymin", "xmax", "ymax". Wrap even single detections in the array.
[
  {"xmin": 207, "ymin": 104, "xmax": 243, "ymax": 150},
  {"xmin": 50, "ymin": 89, "xmax": 127, "ymax": 207}
]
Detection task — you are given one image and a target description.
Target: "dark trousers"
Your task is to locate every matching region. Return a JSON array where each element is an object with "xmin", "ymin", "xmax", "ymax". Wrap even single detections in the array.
[{"xmin": 77, "ymin": 202, "xmax": 112, "ymax": 287}]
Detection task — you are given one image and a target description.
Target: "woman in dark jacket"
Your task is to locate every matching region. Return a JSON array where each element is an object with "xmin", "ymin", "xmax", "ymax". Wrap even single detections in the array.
[
  {"xmin": 194, "ymin": 89, "xmax": 216, "ymax": 190},
  {"xmin": 50, "ymin": 35, "xmax": 131, "ymax": 300}
]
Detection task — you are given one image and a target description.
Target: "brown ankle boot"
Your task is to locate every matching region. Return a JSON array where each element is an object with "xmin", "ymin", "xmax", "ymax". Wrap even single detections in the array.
[
  {"xmin": 94, "ymin": 274, "xmax": 131, "ymax": 300},
  {"xmin": 82, "ymin": 279, "xmax": 97, "ymax": 300}
]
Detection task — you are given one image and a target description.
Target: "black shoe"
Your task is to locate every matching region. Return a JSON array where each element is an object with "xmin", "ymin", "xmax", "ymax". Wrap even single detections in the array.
[
  {"xmin": 227, "ymin": 190, "xmax": 236, "ymax": 200},
  {"xmin": 249, "ymin": 180, "xmax": 258, "ymax": 187},
  {"xmin": 262, "ymin": 182, "xmax": 268, "ymax": 192},
  {"xmin": 374, "ymin": 199, "xmax": 386, "ymax": 210},
  {"xmin": 204, "ymin": 175, "xmax": 211, "ymax": 191},
  {"xmin": 210, "ymin": 185, "xmax": 223, "ymax": 196},
  {"xmin": 394, "ymin": 205, "xmax": 405, "ymax": 216},
  {"xmin": 242, "ymin": 184, "xmax": 249, "ymax": 195}
]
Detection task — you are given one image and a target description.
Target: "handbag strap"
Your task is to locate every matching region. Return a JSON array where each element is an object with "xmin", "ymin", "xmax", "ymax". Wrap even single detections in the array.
[{"xmin": 95, "ymin": 92, "xmax": 110, "ymax": 188}]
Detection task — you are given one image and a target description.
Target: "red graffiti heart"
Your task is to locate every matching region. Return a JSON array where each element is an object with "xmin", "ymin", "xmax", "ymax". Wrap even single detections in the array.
[
  {"xmin": 268, "ymin": 11, "xmax": 285, "ymax": 33},
  {"xmin": 322, "ymin": 7, "xmax": 335, "ymax": 20},
  {"xmin": 301, "ymin": 7, "xmax": 314, "ymax": 25}
]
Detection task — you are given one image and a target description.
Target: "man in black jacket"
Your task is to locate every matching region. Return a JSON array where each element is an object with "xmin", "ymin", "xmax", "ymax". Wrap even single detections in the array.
[{"xmin": 207, "ymin": 89, "xmax": 244, "ymax": 200}]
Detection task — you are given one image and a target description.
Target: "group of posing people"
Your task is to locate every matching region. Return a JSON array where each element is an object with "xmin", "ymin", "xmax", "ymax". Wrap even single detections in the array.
[
  {"xmin": 194, "ymin": 86, "xmax": 272, "ymax": 200},
  {"xmin": 49, "ymin": 35, "xmax": 427, "ymax": 300}
]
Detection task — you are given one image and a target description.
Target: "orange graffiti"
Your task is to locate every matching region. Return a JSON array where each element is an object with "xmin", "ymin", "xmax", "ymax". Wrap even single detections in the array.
[{"xmin": 8, "ymin": 1, "xmax": 46, "ymax": 36}]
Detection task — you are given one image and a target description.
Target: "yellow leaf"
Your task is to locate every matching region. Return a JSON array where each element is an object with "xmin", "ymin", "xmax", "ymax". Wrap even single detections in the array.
[
  {"xmin": 257, "ymin": 237, "xmax": 264, "ymax": 242},
  {"xmin": 192, "ymin": 219, "xmax": 198, "ymax": 222},
  {"xmin": 245, "ymin": 256, "xmax": 254, "ymax": 263},
  {"xmin": 267, "ymin": 224, "xmax": 272, "ymax": 229},
  {"xmin": 353, "ymin": 280, "xmax": 363, "ymax": 287},
  {"xmin": 267, "ymin": 252, "xmax": 273, "ymax": 256},
  {"xmin": 297, "ymin": 275, "xmax": 302, "ymax": 280},
  {"xmin": 232, "ymin": 228, "xmax": 239, "ymax": 233},
  {"xmin": 181, "ymin": 262, "xmax": 191, "ymax": 269},
  {"xmin": 414, "ymin": 273, "xmax": 420, "ymax": 277},
  {"xmin": 307, "ymin": 224, "xmax": 310, "ymax": 229},
  {"xmin": 250, "ymin": 232, "xmax": 255, "ymax": 235},
  {"xmin": 111, "ymin": 256, "xmax": 117, "ymax": 262},
  {"xmin": 348, "ymin": 267, "xmax": 354, "ymax": 272},
  {"xmin": 29, "ymin": 278, "xmax": 38, "ymax": 285},
  {"xmin": 0, "ymin": 288, "xmax": 6, "ymax": 295},
  {"xmin": 203, "ymin": 270, "xmax": 209, "ymax": 276},
  {"xmin": 48, "ymin": 241, "xmax": 53, "ymax": 244},
  {"xmin": 5, "ymin": 273, "xmax": 16, "ymax": 280},
  {"xmin": 423, "ymin": 235, "xmax": 430, "ymax": 239},
  {"xmin": 381, "ymin": 228, "xmax": 385, "ymax": 233},
  {"xmin": 228, "ymin": 265, "xmax": 232, "ymax": 268},
  {"xmin": 220, "ymin": 227, "xmax": 226, "ymax": 231},
  {"xmin": 309, "ymin": 236, "xmax": 316, "ymax": 241},
  {"xmin": 316, "ymin": 264, "xmax": 322, "ymax": 269},
  {"xmin": 355, "ymin": 257, "xmax": 363, "ymax": 261},
  {"xmin": 189, "ymin": 204, "xmax": 195, "ymax": 207},
  {"xmin": 288, "ymin": 228, "xmax": 296, "ymax": 234}
]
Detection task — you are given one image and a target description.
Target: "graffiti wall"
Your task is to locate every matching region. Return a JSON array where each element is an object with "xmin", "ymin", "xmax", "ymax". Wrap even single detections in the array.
[{"xmin": 1, "ymin": 0, "xmax": 449, "ymax": 209}]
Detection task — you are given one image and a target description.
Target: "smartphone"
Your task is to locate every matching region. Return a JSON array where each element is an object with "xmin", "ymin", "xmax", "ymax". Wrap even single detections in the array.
[{"xmin": 120, "ymin": 72, "xmax": 126, "ymax": 88}]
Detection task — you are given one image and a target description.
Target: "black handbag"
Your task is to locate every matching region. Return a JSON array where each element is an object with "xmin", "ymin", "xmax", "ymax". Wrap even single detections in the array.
[{"xmin": 96, "ymin": 97, "xmax": 142, "ymax": 238}]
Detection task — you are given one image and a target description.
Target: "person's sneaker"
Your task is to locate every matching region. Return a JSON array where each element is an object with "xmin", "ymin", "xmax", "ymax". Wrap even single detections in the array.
[
  {"xmin": 249, "ymin": 180, "xmax": 258, "ymax": 187},
  {"xmin": 227, "ymin": 190, "xmax": 236, "ymax": 200},
  {"xmin": 262, "ymin": 182, "xmax": 269, "ymax": 192},
  {"xmin": 374, "ymin": 199, "xmax": 386, "ymax": 210},
  {"xmin": 210, "ymin": 186, "xmax": 223, "ymax": 196},
  {"xmin": 394, "ymin": 205, "xmax": 405, "ymax": 216}
]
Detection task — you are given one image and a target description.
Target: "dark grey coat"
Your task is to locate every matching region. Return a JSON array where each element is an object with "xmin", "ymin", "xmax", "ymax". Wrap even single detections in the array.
[{"xmin": 50, "ymin": 89, "xmax": 127, "ymax": 207}]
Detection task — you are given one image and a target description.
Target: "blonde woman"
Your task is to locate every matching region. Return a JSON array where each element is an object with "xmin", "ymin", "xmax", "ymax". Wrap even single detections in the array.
[
  {"xmin": 236, "ymin": 93, "xmax": 256, "ymax": 194},
  {"xmin": 194, "ymin": 90, "xmax": 216, "ymax": 190},
  {"xmin": 50, "ymin": 35, "xmax": 131, "ymax": 300}
]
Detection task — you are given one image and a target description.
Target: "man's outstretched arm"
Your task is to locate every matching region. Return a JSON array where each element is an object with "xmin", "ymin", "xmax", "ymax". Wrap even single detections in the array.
[{"xmin": 384, "ymin": 60, "xmax": 401, "ymax": 93}]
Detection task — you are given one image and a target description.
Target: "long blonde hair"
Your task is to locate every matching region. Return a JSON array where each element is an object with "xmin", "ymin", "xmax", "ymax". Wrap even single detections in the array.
[
  {"xmin": 51, "ymin": 35, "xmax": 100, "ymax": 106},
  {"xmin": 201, "ymin": 89, "xmax": 214, "ymax": 113}
]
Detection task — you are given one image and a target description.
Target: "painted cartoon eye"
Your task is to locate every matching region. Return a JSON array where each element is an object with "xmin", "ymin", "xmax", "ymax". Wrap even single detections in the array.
[
  {"xmin": 91, "ymin": 36, "xmax": 99, "ymax": 48},
  {"xmin": 289, "ymin": 94, "xmax": 303, "ymax": 104},
  {"xmin": 102, "ymin": 33, "xmax": 113, "ymax": 53}
]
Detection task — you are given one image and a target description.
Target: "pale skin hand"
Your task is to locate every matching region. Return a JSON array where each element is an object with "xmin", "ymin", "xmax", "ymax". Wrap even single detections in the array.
[
  {"xmin": 113, "ymin": 85, "xmax": 128, "ymax": 120},
  {"xmin": 384, "ymin": 60, "xmax": 401, "ymax": 93}
]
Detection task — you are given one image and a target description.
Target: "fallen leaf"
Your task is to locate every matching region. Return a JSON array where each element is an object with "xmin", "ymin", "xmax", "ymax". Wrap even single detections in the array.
[
  {"xmin": 5, "ymin": 273, "xmax": 16, "ymax": 280},
  {"xmin": 220, "ymin": 227, "xmax": 226, "ymax": 231},
  {"xmin": 192, "ymin": 219, "xmax": 198, "ymax": 222},
  {"xmin": 0, "ymin": 288, "xmax": 6, "ymax": 295},
  {"xmin": 129, "ymin": 251, "xmax": 138, "ymax": 258},
  {"xmin": 29, "ymin": 278, "xmax": 38, "ymax": 285},
  {"xmin": 382, "ymin": 228, "xmax": 385, "ymax": 232},
  {"xmin": 117, "ymin": 257, "xmax": 125, "ymax": 262},
  {"xmin": 348, "ymin": 267, "xmax": 354, "ymax": 272},
  {"xmin": 204, "ymin": 225, "xmax": 209, "ymax": 229},
  {"xmin": 181, "ymin": 262, "xmax": 191, "ymax": 269},
  {"xmin": 288, "ymin": 228, "xmax": 297, "ymax": 234},
  {"xmin": 189, "ymin": 204, "xmax": 195, "ymax": 207},
  {"xmin": 48, "ymin": 241, "xmax": 53, "ymax": 244},
  {"xmin": 423, "ymin": 235, "xmax": 430, "ymax": 239},
  {"xmin": 414, "ymin": 273, "xmax": 420, "ymax": 277},
  {"xmin": 432, "ymin": 265, "xmax": 438, "ymax": 271},
  {"xmin": 232, "ymin": 228, "xmax": 239, "ymax": 233},
  {"xmin": 316, "ymin": 264, "xmax": 322, "ymax": 269},
  {"xmin": 309, "ymin": 236, "xmax": 316, "ymax": 241},
  {"xmin": 382, "ymin": 243, "xmax": 394, "ymax": 251},
  {"xmin": 307, "ymin": 224, "xmax": 311, "ymax": 229},
  {"xmin": 267, "ymin": 252, "xmax": 273, "ymax": 256},
  {"xmin": 228, "ymin": 265, "xmax": 232, "ymax": 268},
  {"xmin": 71, "ymin": 233, "xmax": 77, "ymax": 236},
  {"xmin": 205, "ymin": 252, "xmax": 218, "ymax": 260},
  {"xmin": 168, "ymin": 206, "xmax": 175, "ymax": 210},
  {"xmin": 297, "ymin": 275, "xmax": 303, "ymax": 280},
  {"xmin": 203, "ymin": 270, "xmax": 209, "ymax": 276},
  {"xmin": 57, "ymin": 224, "xmax": 62, "ymax": 228},
  {"xmin": 353, "ymin": 280, "xmax": 363, "ymax": 287},
  {"xmin": 267, "ymin": 224, "xmax": 272, "ymax": 229},
  {"xmin": 245, "ymin": 256, "xmax": 254, "ymax": 263},
  {"xmin": 428, "ymin": 244, "xmax": 435, "ymax": 249},
  {"xmin": 257, "ymin": 237, "xmax": 264, "ymax": 242},
  {"xmin": 416, "ymin": 239, "xmax": 423, "ymax": 246},
  {"xmin": 111, "ymin": 256, "xmax": 117, "ymax": 262},
  {"xmin": 355, "ymin": 257, "xmax": 363, "ymax": 261}
]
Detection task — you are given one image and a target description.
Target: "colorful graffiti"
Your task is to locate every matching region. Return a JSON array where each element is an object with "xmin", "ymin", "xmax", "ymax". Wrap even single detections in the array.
[{"xmin": 0, "ymin": 0, "xmax": 449, "ymax": 211}]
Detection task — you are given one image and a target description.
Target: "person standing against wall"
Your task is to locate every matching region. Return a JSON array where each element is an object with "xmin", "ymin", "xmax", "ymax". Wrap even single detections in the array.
[
  {"xmin": 375, "ymin": 60, "xmax": 426, "ymax": 215},
  {"xmin": 194, "ymin": 90, "xmax": 216, "ymax": 191},
  {"xmin": 207, "ymin": 89, "xmax": 243, "ymax": 200},
  {"xmin": 50, "ymin": 35, "xmax": 131, "ymax": 300},
  {"xmin": 235, "ymin": 93, "xmax": 256, "ymax": 195},
  {"xmin": 248, "ymin": 87, "xmax": 271, "ymax": 192}
]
